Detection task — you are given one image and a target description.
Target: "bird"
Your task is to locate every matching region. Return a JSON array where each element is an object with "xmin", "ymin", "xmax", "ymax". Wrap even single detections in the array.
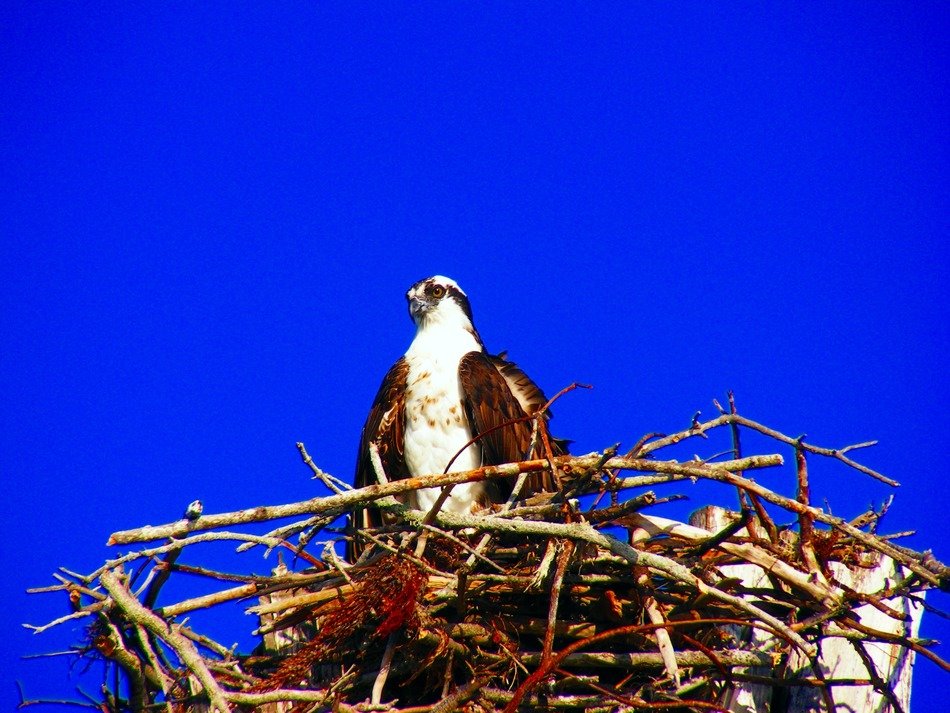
[{"xmin": 347, "ymin": 275, "xmax": 566, "ymax": 561}]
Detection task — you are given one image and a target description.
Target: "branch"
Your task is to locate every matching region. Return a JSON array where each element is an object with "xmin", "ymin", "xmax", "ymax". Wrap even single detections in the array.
[
  {"xmin": 100, "ymin": 568, "xmax": 233, "ymax": 713},
  {"xmin": 108, "ymin": 452, "xmax": 783, "ymax": 545}
]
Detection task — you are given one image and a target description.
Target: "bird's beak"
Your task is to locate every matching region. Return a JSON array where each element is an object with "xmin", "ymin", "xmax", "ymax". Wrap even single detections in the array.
[{"xmin": 407, "ymin": 293, "xmax": 430, "ymax": 321}]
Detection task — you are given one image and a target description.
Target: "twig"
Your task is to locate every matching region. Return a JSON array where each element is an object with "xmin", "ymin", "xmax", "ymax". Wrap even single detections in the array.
[
  {"xmin": 24, "ymin": 607, "xmax": 98, "ymax": 635},
  {"xmin": 795, "ymin": 445, "xmax": 823, "ymax": 578},
  {"xmin": 542, "ymin": 540, "xmax": 574, "ymax": 661},
  {"xmin": 158, "ymin": 582, "xmax": 260, "ymax": 618},
  {"xmin": 371, "ymin": 633, "xmax": 397, "ymax": 705},
  {"xmin": 297, "ymin": 441, "xmax": 352, "ymax": 493},
  {"xmin": 518, "ymin": 648, "xmax": 775, "ymax": 668},
  {"xmin": 100, "ymin": 568, "xmax": 233, "ymax": 713},
  {"xmin": 850, "ymin": 639, "xmax": 906, "ymax": 713},
  {"xmin": 107, "ymin": 452, "xmax": 785, "ymax": 545}
]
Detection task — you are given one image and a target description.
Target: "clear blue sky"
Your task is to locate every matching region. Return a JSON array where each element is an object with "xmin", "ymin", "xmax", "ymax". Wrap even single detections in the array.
[{"xmin": 2, "ymin": 3, "xmax": 948, "ymax": 709}]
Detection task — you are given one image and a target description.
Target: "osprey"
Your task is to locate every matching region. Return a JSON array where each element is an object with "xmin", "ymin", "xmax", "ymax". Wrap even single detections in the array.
[{"xmin": 347, "ymin": 275, "xmax": 565, "ymax": 561}]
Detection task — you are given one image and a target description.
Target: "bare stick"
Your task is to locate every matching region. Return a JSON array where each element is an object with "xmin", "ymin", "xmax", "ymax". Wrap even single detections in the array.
[
  {"xmin": 108, "ymin": 452, "xmax": 783, "ymax": 545},
  {"xmin": 371, "ymin": 633, "xmax": 397, "ymax": 705},
  {"xmin": 100, "ymin": 568, "xmax": 232, "ymax": 713}
]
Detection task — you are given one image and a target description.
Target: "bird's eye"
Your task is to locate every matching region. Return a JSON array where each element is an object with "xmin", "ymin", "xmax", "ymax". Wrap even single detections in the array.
[{"xmin": 429, "ymin": 285, "xmax": 446, "ymax": 298}]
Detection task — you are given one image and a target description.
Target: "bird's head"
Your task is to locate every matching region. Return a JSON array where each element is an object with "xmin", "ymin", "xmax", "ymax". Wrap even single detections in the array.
[{"xmin": 406, "ymin": 275, "xmax": 476, "ymax": 331}]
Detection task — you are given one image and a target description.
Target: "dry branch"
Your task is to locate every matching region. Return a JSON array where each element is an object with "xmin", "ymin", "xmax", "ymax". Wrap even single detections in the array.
[{"xmin": 107, "ymin": 453, "xmax": 783, "ymax": 546}]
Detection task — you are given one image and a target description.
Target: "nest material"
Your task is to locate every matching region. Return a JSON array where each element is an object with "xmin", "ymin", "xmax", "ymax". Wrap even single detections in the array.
[{"xmin": 25, "ymin": 407, "xmax": 950, "ymax": 712}]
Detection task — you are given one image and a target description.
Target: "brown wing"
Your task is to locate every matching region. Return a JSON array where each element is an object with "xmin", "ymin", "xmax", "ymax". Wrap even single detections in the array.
[
  {"xmin": 346, "ymin": 357, "xmax": 409, "ymax": 563},
  {"xmin": 489, "ymin": 353, "xmax": 550, "ymax": 416},
  {"xmin": 491, "ymin": 353, "xmax": 571, "ymax": 456},
  {"xmin": 459, "ymin": 352, "xmax": 564, "ymax": 501}
]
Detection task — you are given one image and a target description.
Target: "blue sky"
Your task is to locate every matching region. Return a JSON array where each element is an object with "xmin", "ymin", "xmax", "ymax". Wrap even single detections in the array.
[{"xmin": 2, "ymin": 3, "xmax": 948, "ymax": 709}]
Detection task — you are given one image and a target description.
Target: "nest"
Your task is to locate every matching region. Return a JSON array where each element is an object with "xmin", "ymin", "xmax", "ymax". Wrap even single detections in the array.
[{"xmin": 25, "ymin": 403, "xmax": 950, "ymax": 712}]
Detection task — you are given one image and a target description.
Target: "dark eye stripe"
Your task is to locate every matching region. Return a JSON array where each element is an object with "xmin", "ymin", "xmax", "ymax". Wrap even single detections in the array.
[{"xmin": 444, "ymin": 285, "xmax": 474, "ymax": 323}]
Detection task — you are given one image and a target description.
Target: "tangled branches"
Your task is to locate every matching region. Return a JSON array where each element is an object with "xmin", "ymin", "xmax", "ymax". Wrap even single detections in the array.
[{"xmin": 24, "ymin": 404, "xmax": 950, "ymax": 712}]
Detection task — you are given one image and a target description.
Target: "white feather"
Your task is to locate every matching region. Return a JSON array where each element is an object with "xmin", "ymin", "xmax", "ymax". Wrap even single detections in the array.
[{"xmin": 402, "ymin": 283, "xmax": 486, "ymax": 513}]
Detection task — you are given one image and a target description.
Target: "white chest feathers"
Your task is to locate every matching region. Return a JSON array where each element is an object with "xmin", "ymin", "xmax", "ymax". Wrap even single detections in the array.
[{"xmin": 402, "ymin": 327, "xmax": 486, "ymax": 513}]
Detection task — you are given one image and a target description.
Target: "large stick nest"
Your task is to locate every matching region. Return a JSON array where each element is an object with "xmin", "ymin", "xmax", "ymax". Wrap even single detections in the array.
[{"xmin": 26, "ymin": 403, "xmax": 950, "ymax": 712}]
